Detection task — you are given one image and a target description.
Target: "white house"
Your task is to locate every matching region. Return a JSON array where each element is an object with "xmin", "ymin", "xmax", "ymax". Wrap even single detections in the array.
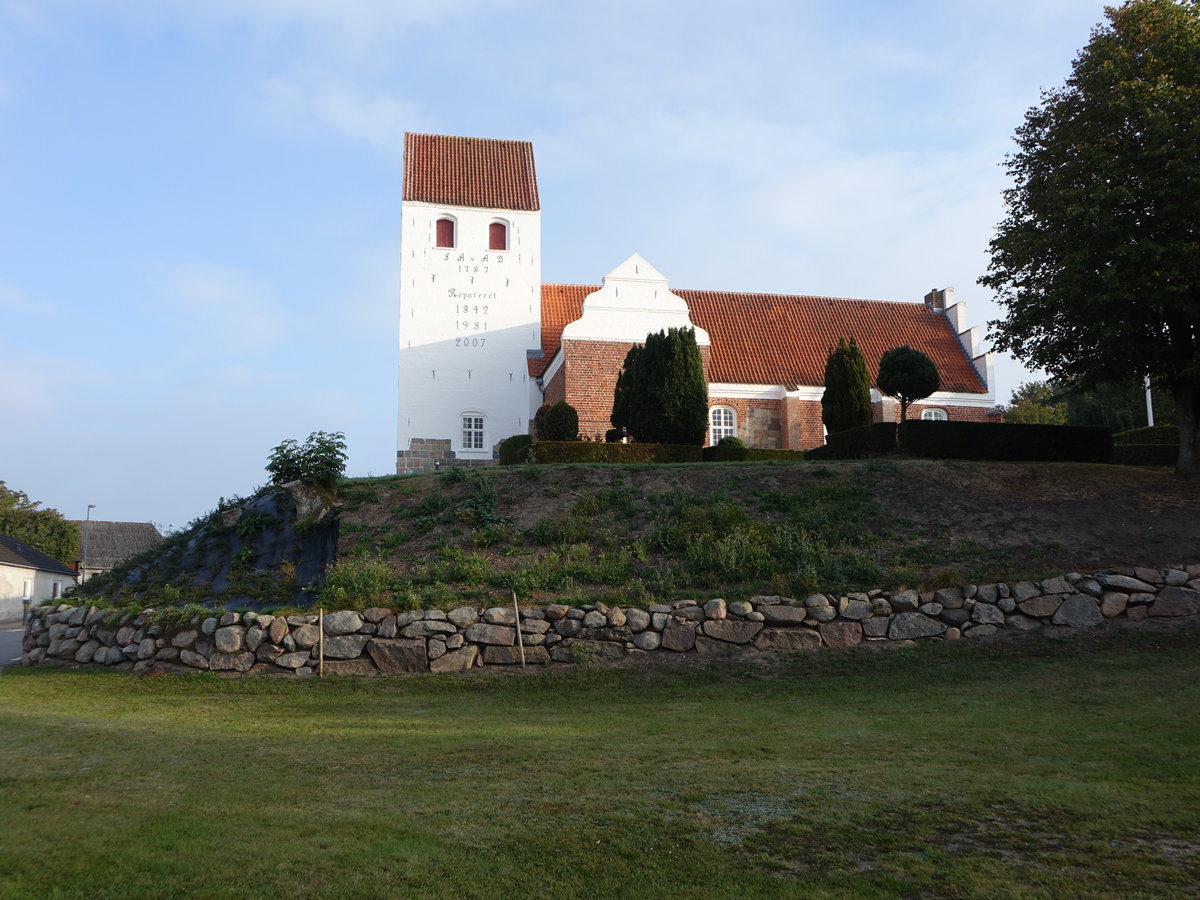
[{"xmin": 0, "ymin": 535, "xmax": 76, "ymax": 622}]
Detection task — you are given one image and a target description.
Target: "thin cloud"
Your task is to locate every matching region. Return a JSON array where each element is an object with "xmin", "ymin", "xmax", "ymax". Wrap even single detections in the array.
[
  {"xmin": 154, "ymin": 262, "xmax": 289, "ymax": 354},
  {"xmin": 0, "ymin": 282, "xmax": 61, "ymax": 317},
  {"xmin": 264, "ymin": 76, "xmax": 428, "ymax": 160}
]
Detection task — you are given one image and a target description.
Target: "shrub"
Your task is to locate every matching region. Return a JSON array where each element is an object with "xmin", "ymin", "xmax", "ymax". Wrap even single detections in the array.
[
  {"xmin": 702, "ymin": 445, "xmax": 807, "ymax": 462},
  {"xmin": 808, "ymin": 423, "xmax": 898, "ymax": 459},
  {"xmin": 533, "ymin": 442, "xmax": 703, "ymax": 464},
  {"xmin": 539, "ymin": 401, "xmax": 580, "ymax": 441},
  {"xmin": 498, "ymin": 434, "xmax": 534, "ymax": 465},
  {"xmin": 899, "ymin": 420, "xmax": 1112, "ymax": 462},
  {"xmin": 266, "ymin": 431, "xmax": 348, "ymax": 488},
  {"xmin": 718, "ymin": 436, "xmax": 745, "ymax": 449},
  {"xmin": 1113, "ymin": 425, "xmax": 1178, "ymax": 446}
]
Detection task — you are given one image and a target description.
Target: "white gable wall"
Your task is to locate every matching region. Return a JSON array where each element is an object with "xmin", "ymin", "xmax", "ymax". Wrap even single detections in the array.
[{"xmin": 560, "ymin": 254, "xmax": 711, "ymax": 346}]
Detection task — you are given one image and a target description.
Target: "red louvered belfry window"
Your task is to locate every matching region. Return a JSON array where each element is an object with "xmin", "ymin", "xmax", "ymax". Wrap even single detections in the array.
[
  {"xmin": 436, "ymin": 218, "xmax": 455, "ymax": 248},
  {"xmin": 489, "ymin": 222, "xmax": 507, "ymax": 251}
]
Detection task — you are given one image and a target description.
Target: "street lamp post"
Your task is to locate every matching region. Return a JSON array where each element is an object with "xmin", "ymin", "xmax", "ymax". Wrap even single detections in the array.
[{"xmin": 81, "ymin": 504, "xmax": 96, "ymax": 584}]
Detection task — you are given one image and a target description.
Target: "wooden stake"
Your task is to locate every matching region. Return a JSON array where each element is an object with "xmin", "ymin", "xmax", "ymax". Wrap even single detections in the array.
[
  {"xmin": 513, "ymin": 591, "xmax": 526, "ymax": 668},
  {"xmin": 318, "ymin": 607, "xmax": 324, "ymax": 678}
]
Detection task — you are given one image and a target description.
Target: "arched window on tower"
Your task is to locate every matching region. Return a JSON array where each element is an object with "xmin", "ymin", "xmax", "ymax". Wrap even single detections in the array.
[
  {"xmin": 489, "ymin": 221, "xmax": 508, "ymax": 251},
  {"xmin": 436, "ymin": 217, "xmax": 456, "ymax": 248}
]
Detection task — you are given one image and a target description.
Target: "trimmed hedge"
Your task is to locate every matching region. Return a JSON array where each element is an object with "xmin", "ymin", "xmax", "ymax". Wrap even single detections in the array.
[
  {"xmin": 497, "ymin": 434, "xmax": 534, "ymax": 466},
  {"xmin": 900, "ymin": 420, "xmax": 1113, "ymax": 463},
  {"xmin": 534, "ymin": 441, "xmax": 703, "ymax": 464},
  {"xmin": 1113, "ymin": 444, "xmax": 1178, "ymax": 466},
  {"xmin": 1113, "ymin": 425, "xmax": 1178, "ymax": 446},
  {"xmin": 806, "ymin": 423, "xmax": 898, "ymax": 460},
  {"xmin": 702, "ymin": 445, "xmax": 807, "ymax": 462}
]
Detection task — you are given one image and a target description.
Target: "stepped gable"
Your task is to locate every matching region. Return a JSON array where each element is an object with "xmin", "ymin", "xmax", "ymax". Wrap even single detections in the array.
[
  {"xmin": 403, "ymin": 133, "xmax": 539, "ymax": 211},
  {"xmin": 538, "ymin": 284, "xmax": 986, "ymax": 393}
]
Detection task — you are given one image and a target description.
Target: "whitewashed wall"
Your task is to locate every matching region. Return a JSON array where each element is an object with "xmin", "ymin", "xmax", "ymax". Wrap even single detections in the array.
[{"xmin": 397, "ymin": 200, "xmax": 542, "ymax": 470}]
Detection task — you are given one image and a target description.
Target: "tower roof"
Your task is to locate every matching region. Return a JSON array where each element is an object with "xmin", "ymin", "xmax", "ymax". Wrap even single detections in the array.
[{"xmin": 403, "ymin": 133, "xmax": 540, "ymax": 211}]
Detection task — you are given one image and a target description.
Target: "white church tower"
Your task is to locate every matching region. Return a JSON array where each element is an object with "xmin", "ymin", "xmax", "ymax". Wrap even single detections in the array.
[{"xmin": 397, "ymin": 134, "xmax": 543, "ymax": 473}]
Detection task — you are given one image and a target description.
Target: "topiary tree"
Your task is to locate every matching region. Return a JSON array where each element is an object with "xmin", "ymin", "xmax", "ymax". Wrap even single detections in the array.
[
  {"xmin": 821, "ymin": 337, "xmax": 873, "ymax": 435},
  {"xmin": 538, "ymin": 401, "xmax": 580, "ymax": 441},
  {"xmin": 612, "ymin": 327, "xmax": 708, "ymax": 445},
  {"xmin": 266, "ymin": 431, "xmax": 348, "ymax": 488},
  {"xmin": 877, "ymin": 346, "xmax": 940, "ymax": 422}
]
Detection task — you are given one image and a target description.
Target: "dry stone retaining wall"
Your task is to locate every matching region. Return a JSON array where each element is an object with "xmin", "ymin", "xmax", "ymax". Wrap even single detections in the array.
[{"xmin": 21, "ymin": 564, "xmax": 1200, "ymax": 676}]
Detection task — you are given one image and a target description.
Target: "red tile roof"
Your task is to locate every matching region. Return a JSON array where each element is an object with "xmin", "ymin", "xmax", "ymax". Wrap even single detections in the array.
[
  {"xmin": 404, "ymin": 133, "xmax": 539, "ymax": 211},
  {"xmin": 537, "ymin": 285, "xmax": 987, "ymax": 393}
]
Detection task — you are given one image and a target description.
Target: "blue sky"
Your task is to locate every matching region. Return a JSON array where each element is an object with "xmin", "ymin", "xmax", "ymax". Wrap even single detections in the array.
[{"xmin": 2, "ymin": 0, "xmax": 1110, "ymax": 531}]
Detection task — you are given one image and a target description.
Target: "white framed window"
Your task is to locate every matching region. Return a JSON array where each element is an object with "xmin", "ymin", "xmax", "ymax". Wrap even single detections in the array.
[
  {"xmin": 52, "ymin": 581, "xmax": 62, "ymax": 599},
  {"xmin": 921, "ymin": 408, "xmax": 948, "ymax": 421},
  {"xmin": 22, "ymin": 579, "xmax": 32, "ymax": 599},
  {"xmin": 709, "ymin": 406, "xmax": 737, "ymax": 445},
  {"xmin": 461, "ymin": 414, "xmax": 485, "ymax": 450}
]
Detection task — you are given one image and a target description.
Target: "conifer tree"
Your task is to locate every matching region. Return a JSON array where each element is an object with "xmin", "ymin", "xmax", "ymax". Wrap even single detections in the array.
[
  {"xmin": 821, "ymin": 337, "xmax": 873, "ymax": 435},
  {"xmin": 611, "ymin": 328, "xmax": 708, "ymax": 445}
]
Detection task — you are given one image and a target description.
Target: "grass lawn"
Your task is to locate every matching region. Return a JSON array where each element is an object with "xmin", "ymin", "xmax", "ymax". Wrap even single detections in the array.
[{"xmin": 1, "ymin": 626, "xmax": 1198, "ymax": 899}]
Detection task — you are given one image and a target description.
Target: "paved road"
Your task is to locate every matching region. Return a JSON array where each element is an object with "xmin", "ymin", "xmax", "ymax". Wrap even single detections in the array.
[{"xmin": 1, "ymin": 625, "xmax": 26, "ymax": 668}]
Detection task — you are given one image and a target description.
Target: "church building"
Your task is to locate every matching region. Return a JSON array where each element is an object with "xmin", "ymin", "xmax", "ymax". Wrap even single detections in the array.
[{"xmin": 397, "ymin": 133, "xmax": 995, "ymax": 474}]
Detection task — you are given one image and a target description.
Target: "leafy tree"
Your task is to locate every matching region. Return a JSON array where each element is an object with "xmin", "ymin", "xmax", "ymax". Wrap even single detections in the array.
[
  {"xmin": 1002, "ymin": 376, "xmax": 1175, "ymax": 429},
  {"xmin": 821, "ymin": 337, "xmax": 873, "ymax": 434},
  {"xmin": 1001, "ymin": 381, "xmax": 1068, "ymax": 425},
  {"xmin": 877, "ymin": 345, "xmax": 940, "ymax": 422},
  {"xmin": 611, "ymin": 328, "xmax": 708, "ymax": 445},
  {"xmin": 0, "ymin": 482, "xmax": 79, "ymax": 563},
  {"xmin": 980, "ymin": 0, "xmax": 1200, "ymax": 476},
  {"xmin": 536, "ymin": 401, "xmax": 580, "ymax": 441},
  {"xmin": 266, "ymin": 431, "xmax": 348, "ymax": 488}
]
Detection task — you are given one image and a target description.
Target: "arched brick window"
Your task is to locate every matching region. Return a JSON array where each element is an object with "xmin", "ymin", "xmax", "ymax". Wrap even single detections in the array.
[
  {"xmin": 436, "ymin": 217, "xmax": 456, "ymax": 248},
  {"xmin": 709, "ymin": 406, "xmax": 737, "ymax": 445},
  {"xmin": 489, "ymin": 221, "xmax": 508, "ymax": 251},
  {"xmin": 921, "ymin": 408, "xmax": 948, "ymax": 421}
]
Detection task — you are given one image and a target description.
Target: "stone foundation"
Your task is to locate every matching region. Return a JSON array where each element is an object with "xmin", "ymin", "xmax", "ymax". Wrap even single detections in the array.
[
  {"xmin": 396, "ymin": 438, "xmax": 496, "ymax": 475},
  {"xmin": 21, "ymin": 564, "xmax": 1199, "ymax": 676}
]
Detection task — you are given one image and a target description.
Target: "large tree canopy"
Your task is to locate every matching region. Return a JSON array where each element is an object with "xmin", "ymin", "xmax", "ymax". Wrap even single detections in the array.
[
  {"xmin": 980, "ymin": 0, "xmax": 1200, "ymax": 476},
  {"xmin": 0, "ymin": 482, "xmax": 79, "ymax": 564}
]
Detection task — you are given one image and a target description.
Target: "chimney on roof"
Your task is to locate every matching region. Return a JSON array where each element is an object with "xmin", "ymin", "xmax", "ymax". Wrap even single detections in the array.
[{"xmin": 924, "ymin": 286, "xmax": 954, "ymax": 312}]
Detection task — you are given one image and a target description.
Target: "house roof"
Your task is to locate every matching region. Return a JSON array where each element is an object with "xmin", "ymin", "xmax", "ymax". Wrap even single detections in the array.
[
  {"xmin": 404, "ymin": 133, "xmax": 540, "ymax": 211},
  {"xmin": 70, "ymin": 520, "xmax": 163, "ymax": 570},
  {"xmin": 0, "ymin": 534, "xmax": 76, "ymax": 577},
  {"xmin": 537, "ymin": 284, "xmax": 988, "ymax": 393}
]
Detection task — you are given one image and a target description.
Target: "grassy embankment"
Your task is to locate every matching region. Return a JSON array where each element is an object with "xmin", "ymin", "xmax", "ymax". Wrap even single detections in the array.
[
  {"xmin": 2, "ymin": 625, "xmax": 1198, "ymax": 898},
  {"xmin": 323, "ymin": 458, "xmax": 1199, "ymax": 612}
]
